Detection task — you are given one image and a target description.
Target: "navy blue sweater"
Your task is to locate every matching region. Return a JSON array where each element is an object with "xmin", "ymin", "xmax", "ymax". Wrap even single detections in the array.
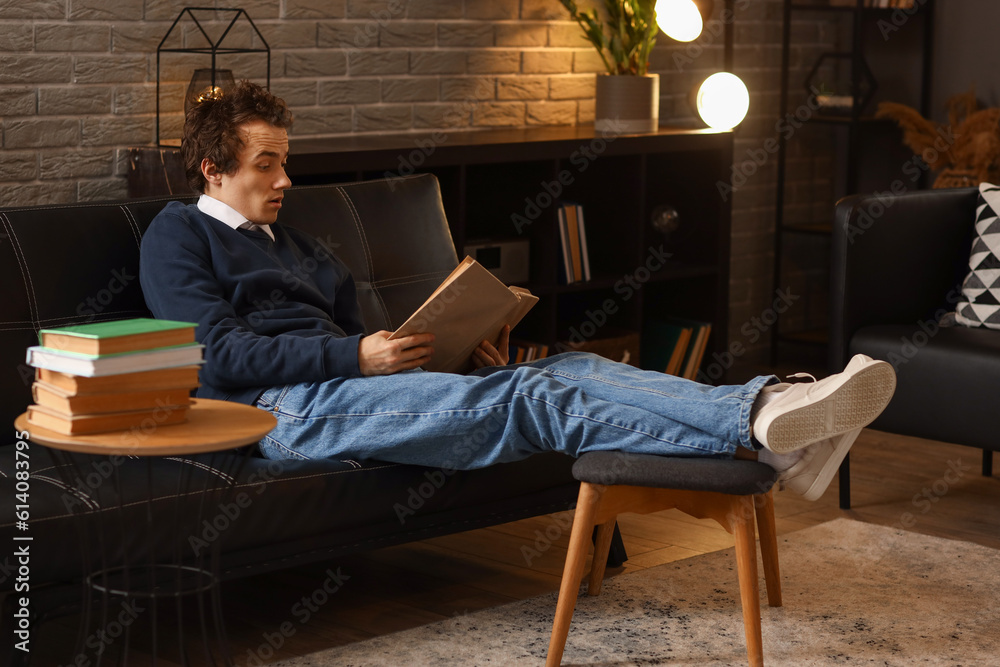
[{"xmin": 139, "ymin": 201, "xmax": 365, "ymax": 404}]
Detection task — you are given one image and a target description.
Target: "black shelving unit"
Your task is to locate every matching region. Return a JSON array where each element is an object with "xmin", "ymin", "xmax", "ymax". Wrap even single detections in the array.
[{"xmin": 772, "ymin": 0, "xmax": 934, "ymax": 366}]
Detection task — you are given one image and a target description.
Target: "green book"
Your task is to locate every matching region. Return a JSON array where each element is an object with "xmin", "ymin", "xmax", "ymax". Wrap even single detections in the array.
[{"xmin": 39, "ymin": 318, "xmax": 198, "ymax": 356}]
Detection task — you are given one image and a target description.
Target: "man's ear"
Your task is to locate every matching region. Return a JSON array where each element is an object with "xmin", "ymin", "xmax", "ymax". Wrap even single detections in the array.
[{"xmin": 201, "ymin": 158, "xmax": 222, "ymax": 187}]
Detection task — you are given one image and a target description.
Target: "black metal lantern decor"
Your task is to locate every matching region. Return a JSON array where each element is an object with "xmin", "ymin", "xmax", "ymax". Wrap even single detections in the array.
[
  {"xmin": 156, "ymin": 7, "xmax": 270, "ymax": 147},
  {"xmin": 185, "ymin": 67, "xmax": 237, "ymax": 116}
]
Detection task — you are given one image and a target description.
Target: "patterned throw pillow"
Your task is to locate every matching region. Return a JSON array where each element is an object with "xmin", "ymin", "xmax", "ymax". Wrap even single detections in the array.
[{"xmin": 955, "ymin": 182, "xmax": 1000, "ymax": 329}]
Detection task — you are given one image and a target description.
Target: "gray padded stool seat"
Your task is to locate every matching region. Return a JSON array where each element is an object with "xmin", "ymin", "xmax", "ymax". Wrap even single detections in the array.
[
  {"xmin": 572, "ymin": 451, "xmax": 779, "ymax": 494},
  {"xmin": 547, "ymin": 451, "xmax": 783, "ymax": 667}
]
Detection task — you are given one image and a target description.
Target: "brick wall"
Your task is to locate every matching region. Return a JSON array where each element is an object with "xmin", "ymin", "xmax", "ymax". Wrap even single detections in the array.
[
  {"xmin": 0, "ymin": 0, "xmax": 802, "ymax": 365},
  {"xmin": 723, "ymin": 0, "xmax": 784, "ymax": 367}
]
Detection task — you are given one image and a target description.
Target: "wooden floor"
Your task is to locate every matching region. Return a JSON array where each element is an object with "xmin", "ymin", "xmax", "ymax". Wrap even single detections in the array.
[{"xmin": 30, "ymin": 430, "xmax": 1000, "ymax": 666}]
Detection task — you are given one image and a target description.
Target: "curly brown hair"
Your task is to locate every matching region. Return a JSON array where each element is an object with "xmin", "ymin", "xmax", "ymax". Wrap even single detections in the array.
[{"xmin": 182, "ymin": 80, "xmax": 293, "ymax": 193}]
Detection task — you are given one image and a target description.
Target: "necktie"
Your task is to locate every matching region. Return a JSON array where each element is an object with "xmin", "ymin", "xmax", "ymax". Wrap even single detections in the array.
[{"xmin": 240, "ymin": 221, "xmax": 273, "ymax": 241}]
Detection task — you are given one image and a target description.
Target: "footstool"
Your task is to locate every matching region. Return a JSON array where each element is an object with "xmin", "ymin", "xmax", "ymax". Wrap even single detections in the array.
[{"xmin": 546, "ymin": 451, "xmax": 782, "ymax": 667}]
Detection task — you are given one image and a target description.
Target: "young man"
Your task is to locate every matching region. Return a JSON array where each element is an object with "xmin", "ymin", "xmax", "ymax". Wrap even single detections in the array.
[{"xmin": 140, "ymin": 81, "xmax": 897, "ymax": 502}]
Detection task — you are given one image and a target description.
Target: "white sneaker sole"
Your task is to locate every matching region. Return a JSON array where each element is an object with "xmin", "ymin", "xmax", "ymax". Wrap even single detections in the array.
[
  {"xmin": 783, "ymin": 429, "xmax": 861, "ymax": 501},
  {"xmin": 756, "ymin": 360, "xmax": 896, "ymax": 453}
]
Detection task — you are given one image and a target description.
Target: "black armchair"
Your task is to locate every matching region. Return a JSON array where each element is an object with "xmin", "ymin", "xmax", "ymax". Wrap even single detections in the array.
[{"xmin": 829, "ymin": 186, "xmax": 1000, "ymax": 508}]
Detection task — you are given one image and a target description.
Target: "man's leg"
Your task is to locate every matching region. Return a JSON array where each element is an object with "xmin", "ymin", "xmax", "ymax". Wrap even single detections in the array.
[
  {"xmin": 472, "ymin": 351, "xmax": 774, "ymax": 453},
  {"xmin": 254, "ymin": 353, "xmax": 770, "ymax": 467}
]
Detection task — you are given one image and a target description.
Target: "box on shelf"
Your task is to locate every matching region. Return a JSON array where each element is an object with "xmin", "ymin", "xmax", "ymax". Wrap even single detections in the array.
[{"xmin": 462, "ymin": 238, "xmax": 530, "ymax": 285}]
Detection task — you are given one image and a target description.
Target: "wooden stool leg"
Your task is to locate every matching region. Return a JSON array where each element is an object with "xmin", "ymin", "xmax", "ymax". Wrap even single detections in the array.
[
  {"xmin": 546, "ymin": 483, "xmax": 603, "ymax": 667},
  {"xmin": 732, "ymin": 495, "xmax": 764, "ymax": 667},
  {"xmin": 754, "ymin": 490, "xmax": 782, "ymax": 607},
  {"xmin": 587, "ymin": 518, "xmax": 617, "ymax": 596}
]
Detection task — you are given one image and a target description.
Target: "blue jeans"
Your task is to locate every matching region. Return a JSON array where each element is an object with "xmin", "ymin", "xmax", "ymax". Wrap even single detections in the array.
[{"xmin": 254, "ymin": 352, "xmax": 774, "ymax": 468}]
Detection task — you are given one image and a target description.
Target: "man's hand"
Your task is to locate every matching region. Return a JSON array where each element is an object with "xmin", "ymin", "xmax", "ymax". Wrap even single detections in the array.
[
  {"xmin": 358, "ymin": 331, "xmax": 434, "ymax": 376},
  {"xmin": 471, "ymin": 324, "xmax": 510, "ymax": 370}
]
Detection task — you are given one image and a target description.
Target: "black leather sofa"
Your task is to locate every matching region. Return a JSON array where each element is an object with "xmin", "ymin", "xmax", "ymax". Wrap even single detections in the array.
[
  {"xmin": 830, "ymin": 186, "xmax": 998, "ymax": 508},
  {"xmin": 0, "ymin": 174, "xmax": 584, "ymax": 657}
]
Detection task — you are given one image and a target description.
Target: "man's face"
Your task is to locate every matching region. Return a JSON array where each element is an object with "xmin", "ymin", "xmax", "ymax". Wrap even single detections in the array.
[{"xmin": 205, "ymin": 119, "xmax": 291, "ymax": 225}]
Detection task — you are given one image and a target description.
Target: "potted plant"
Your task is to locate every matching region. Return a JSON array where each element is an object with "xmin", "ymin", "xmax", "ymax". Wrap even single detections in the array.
[{"xmin": 560, "ymin": 0, "xmax": 661, "ymax": 133}]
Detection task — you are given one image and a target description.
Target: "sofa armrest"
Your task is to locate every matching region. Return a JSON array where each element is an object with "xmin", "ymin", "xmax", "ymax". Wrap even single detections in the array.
[{"xmin": 828, "ymin": 187, "xmax": 979, "ymax": 371}]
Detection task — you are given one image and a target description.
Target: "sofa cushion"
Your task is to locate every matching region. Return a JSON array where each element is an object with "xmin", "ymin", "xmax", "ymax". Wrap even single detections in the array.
[
  {"xmin": 850, "ymin": 324, "xmax": 1000, "ymax": 451},
  {"xmin": 955, "ymin": 182, "xmax": 1000, "ymax": 329}
]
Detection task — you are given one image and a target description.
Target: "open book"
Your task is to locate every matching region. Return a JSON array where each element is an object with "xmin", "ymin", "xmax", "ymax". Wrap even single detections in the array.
[{"xmin": 388, "ymin": 256, "xmax": 538, "ymax": 373}]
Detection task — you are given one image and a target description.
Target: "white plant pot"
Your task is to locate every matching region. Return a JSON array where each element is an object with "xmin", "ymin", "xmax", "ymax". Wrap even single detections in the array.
[{"xmin": 595, "ymin": 73, "xmax": 660, "ymax": 134}]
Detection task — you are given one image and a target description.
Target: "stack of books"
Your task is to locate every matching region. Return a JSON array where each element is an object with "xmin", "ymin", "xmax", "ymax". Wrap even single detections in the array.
[
  {"xmin": 24, "ymin": 318, "xmax": 204, "ymax": 435},
  {"xmin": 557, "ymin": 202, "xmax": 591, "ymax": 284}
]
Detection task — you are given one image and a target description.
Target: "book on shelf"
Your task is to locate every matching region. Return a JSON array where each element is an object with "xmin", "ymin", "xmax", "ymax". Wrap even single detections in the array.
[
  {"xmin": 557, "ymin": 206, "xmax": 574, "ymax": 284},
  {"xmin": 679, "ymin": 322, "xmax": 712, "ymax": 380},
  {"xmin": 32, "ymin": 381, "xmax": 192, "ymax": 415},
  {"xmin": 38, "ymin": 318, "xmax": 196, "ymax": 356},
  {"xmin": 666, "ymin": 327, "xmax": 693, "ymax": 377},
  {"xmin": 388, "ymin": 256, "xmax": 539, "ymax": 374},
  {"xmin": 509, "ymin": 338, "xmax": 549, "ymax": 364},
  {"xmin": 642, "ymin": 320, "xmax": 689, "ymax": 376},
  {"xmin": 576, "ymin": 206, "xmax": 592, "ymax": 282},
  {"xmin": 511, "ymin": 344, "xmax": 528, "ymax": 364},
  {"xmin": 26, "ymin": 402, "xmax": 189, "ymax": 436},
  {"xmin": 564, "ymin": 204, "xmax": 584, "ymax": 282},
  {"xmin": 26, "ymin": 343, "xmax": 205, "ymax": 377},
  {"xmin": 645, "ymin": 318, "xmax": 711, "ymax": 379},
  {"xmin": 556, "ymin": 202, "xmax": 591, "ymax": 284},
  {"xmin": 35, "ymin": 366, "xmax": 201, "ymax": 395}
]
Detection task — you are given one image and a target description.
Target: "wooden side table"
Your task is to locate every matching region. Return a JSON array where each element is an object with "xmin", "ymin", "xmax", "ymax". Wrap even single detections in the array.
[{"xmin": 15, "ymin": 398, "xmax": 276, "ymax": 666}]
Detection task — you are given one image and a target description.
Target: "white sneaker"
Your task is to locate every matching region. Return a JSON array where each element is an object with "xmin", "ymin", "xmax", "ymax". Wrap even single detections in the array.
[
  {"xmin": 752, "ymin": 354, "xmax": 896, "ymax": 453},
  {"xmin": 777, "ymin": 428, "xmax": 861, "ymax": 501}
]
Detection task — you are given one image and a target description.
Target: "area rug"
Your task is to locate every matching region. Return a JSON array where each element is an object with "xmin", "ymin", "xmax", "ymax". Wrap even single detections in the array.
[{"xmin": 273, "ymin": 519, "xmax": 1000, "ymax": 666}]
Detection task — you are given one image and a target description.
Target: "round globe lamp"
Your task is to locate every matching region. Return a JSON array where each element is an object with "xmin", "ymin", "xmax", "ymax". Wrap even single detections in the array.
[
  {"xmin": 696, "ymin": 72, "xmax": 749, "ymax": 130},
  {"xmin": 656, "ymin": 0, "xmax": 704, "ymax": 42}
]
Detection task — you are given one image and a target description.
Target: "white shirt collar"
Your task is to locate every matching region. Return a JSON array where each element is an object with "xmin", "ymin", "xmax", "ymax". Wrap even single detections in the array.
[{"xmin": 197, "ymin": 194, "xmax": 275, "ymax": 241}]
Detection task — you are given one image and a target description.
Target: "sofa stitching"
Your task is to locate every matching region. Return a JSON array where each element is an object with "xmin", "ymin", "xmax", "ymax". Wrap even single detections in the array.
[
  {"xmin": 0, "ymin": 197, "xmax": 182, "ymax": 214},
  {"xmin": 0, "ymin": 177, "xmax": 424, "ymax": 215},
  {"xmin": 163, "ymin": 457, "xmax": 236, "ymax": 485},
  {"xmin": 0, "ymin": 463, "xmax": 407, "ymax": 527},
  {"xmin": 366, "ymin": 273, "xmax": 452, "ymax": 289},
  {"xmin": 0, "ymin": 311, "xmax": 151, "ymax": 330},
  {"xmin": 359, "ymin": 269, "xmax": 448, "ymax": 284},
  {"xmin": 32, "ymin": 475, "xmax": 100, "ymax": 511},
  {"xmin": 0, "ymin": 214, "xmax": 40, "ymax": 327},
  {"xmin": 0, "ymin": 321, "xmax": 43, "ymax": 328},
  {"xmin": 280, "ymin": 175, "xmax": 423, "ymax": 193},
  {"xmin": 0, "ymin": 325, "xmax": 45, "ymax": 332},
  {"xmin": 335, "ymin": 188, "xmax": 373, "ymax": 279},
  {"xmin": 336, "ymin": 187, "xmax": 392, "ymax": 328},
  {"xmin": 119, "ymin": 205, "xmax": 143, "ymax": 250}
]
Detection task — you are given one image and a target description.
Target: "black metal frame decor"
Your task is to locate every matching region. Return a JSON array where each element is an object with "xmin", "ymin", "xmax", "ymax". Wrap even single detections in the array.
[{"xmin": 156, "ymin": 7, "xmax": 270, "ymax": 147}]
